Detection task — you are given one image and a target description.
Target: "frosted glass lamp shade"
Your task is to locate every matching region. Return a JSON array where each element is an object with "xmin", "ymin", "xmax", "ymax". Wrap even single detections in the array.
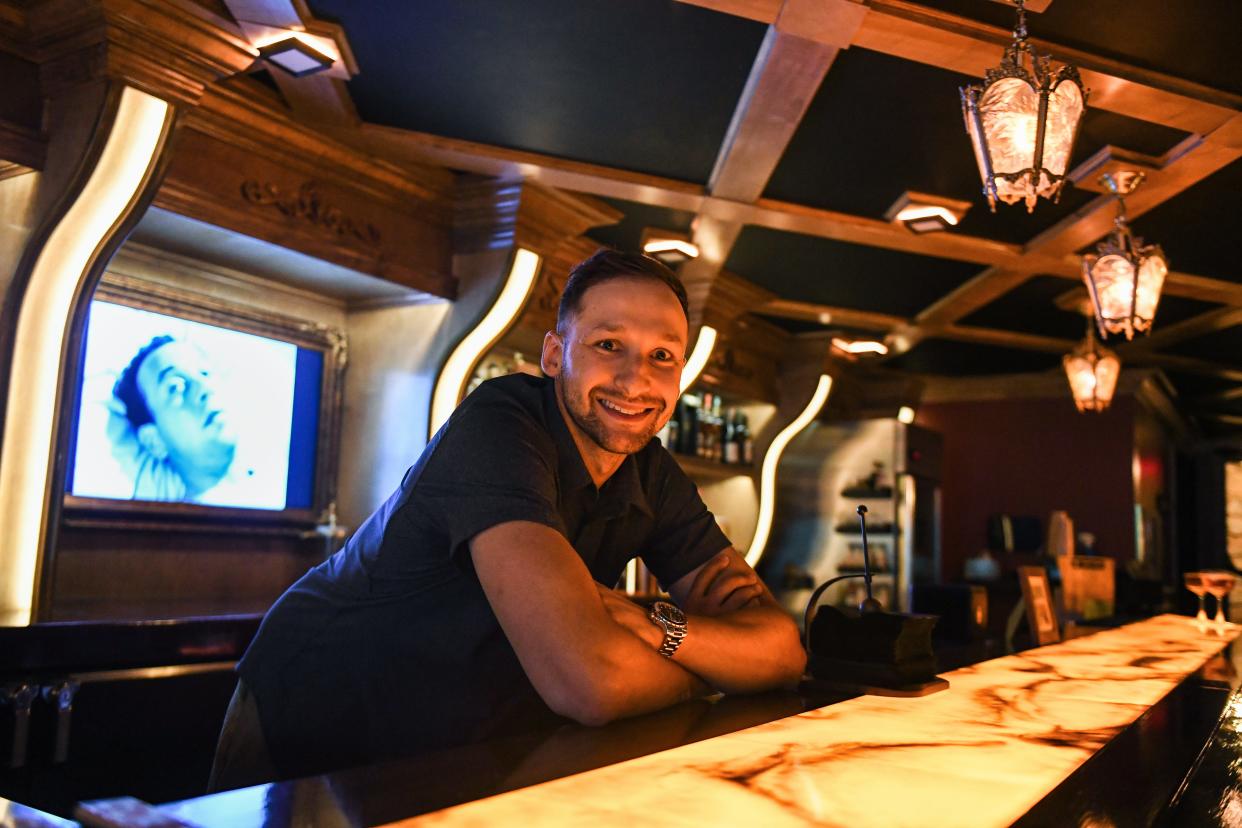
[
  {"xmin": 1083, "ymin": 245, "xmax": 1168, "ymax": 340},
  {"xmin": 960, "ymin": 2, "xmax": 1086, "ymax": 213},
  {"xmin": 1063, "ymin": 337, "xmax": 1120, "ymax": 413}
]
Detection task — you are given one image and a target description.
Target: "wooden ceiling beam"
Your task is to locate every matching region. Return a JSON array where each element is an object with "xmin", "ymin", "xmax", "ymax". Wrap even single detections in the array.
[
  {"xmin": 937, "ymin": 324, "xmax": 1075, "ymax": 354},
  {"xmin": 351, "ymin": 123, "xmax": 708, "ymax": 213},
  {"xmin": 1127, "ymin": 353, "xmax": 1242, "ymax": 383},
  {"xmin": 1029, "ymin": 132, "xmax": 1242, "ymax": 259},
  {"xmin": 677, "ymin": 0, "xmax": 1242, "ymax": 135},
  {"xmin": 1122, "ymin": 307, "xmax": 1242, "ymax": 355},
  {"xmin": 1193, "ymin": 387, "xmax": 1242, "ymax": 405},
  {"xmin": 914, "ymin": 268, "xmax": 1031, "ymax": 328},
  {"xmin": 349, "ymin": 125, "xmax": 1242, "ymax": 312},
  {"xmin": 758, "ymin": 297, "xmax": 906, "ymax": 331},
  {"xmin": 707, "ymin": 17, "xmax": 849, "ymax": 201},
  {"xmin": 679, "ymin": 0, "xmax": 858, "ymax": 328}
]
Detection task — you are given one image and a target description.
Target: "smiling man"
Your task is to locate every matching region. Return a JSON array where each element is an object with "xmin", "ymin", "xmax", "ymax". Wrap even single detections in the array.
[{"xmin": 211, "ymin": 249, "xmax": 805, "ymax": 790}]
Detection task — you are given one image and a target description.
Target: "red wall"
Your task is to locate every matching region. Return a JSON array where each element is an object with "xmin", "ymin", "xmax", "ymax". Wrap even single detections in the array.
[{"xmin": 917, "ymin": 395, "xmax": 1136, "ymax": 581}]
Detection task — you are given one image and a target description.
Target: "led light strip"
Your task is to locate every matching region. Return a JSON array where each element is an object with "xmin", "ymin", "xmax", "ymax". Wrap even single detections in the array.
[
  {"xmin": 0, "ymin": 87, "xmax": 172, "ymax": 622},
  {"xmin": 745, "ymin": 374, "xmax": 832, "ymax": 568},
  {"xmin": 429, "ymin": 248, "xmax": 541, "ymax": 439},
  {"xmin": 679, "ymin": 324, "xmax": 717, "ymax": 393}
]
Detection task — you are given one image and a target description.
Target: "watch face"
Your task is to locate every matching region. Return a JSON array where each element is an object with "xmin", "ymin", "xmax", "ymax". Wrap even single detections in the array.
[{"xmin": 654, "ymin": 601, "xmax": 686, "ymax": 625}]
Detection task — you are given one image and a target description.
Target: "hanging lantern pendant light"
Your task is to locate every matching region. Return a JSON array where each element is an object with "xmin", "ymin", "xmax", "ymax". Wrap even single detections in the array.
[
  {"xmin": 1081, "ymin": 171, "xmax": 1168, "ymax": 340},
  {"xmin": 1063, "ymin": 318, "xmax": 1121, "ymax": 413},
  {"xmin": 960, "ymin": 0, "xmax": 1088, "ymax": 213}
]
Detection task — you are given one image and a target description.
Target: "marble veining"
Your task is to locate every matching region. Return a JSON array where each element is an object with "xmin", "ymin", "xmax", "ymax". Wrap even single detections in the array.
[{"xmin": 390, "ymin": 616, "xmax": 1239, "ymax": 828}]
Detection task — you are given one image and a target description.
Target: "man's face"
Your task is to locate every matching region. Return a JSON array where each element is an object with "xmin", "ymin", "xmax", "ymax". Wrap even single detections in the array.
[
  {"xmin": 136, "ymin": 341, "xmax": 237, "ymax": 478},
  {"xmin": 542, "ymin": 277, "xmax": 688, "ymax": 459}
]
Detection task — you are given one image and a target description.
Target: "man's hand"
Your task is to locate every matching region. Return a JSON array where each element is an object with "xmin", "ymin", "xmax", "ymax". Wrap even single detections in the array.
[
  {"xmin": 595, "ymin": 583, "xmax": 662, "ymax": 650},
  {"xmin": 666, "ymin": 547, "xmax": 806, "ymax": 693},
  {"xmin": 680, "ymin": 550, "xmax": 764, "ymax": 616}
]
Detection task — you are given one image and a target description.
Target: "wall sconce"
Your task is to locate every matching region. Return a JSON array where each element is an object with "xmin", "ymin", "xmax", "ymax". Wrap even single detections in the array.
[
  {"xmin": 1081, "ymin": 171, "xmax": 1167, "ymax": 340},
  {"xmin": 960, "ymin": 0, "xmax": 1087, "ymax": 212},
  {"xmin": 884, "ymin": 191, "xmax": 972, "ymax": 234},
  {"xmin": 897, "ymin": 406, "xmax": 916, "ymax": 424},
  {"xmin": 640, "ymin": 227, "xmax": 699, "ymax": 267},
  {"xmin": 258, "ymin": 35, "xmax": 336, "ymax": 77},
  {"xmin": 1063, "ymin": 320, "xmax": 1120, "ymax": 412}
]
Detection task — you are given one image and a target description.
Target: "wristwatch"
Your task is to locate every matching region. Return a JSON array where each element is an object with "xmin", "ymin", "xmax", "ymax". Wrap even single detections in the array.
[{"xmin": 647, "ymin": 600, "xmax": 688, "ymax": 658}]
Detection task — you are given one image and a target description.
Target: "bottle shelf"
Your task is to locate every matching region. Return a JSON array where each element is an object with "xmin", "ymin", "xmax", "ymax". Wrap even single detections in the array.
[
  {"xmin": 672, "ymin": 453, "xmax": 756, "ymax": 482},
  {"xmin": 840, "ymin": 486, "xmax": 893, "ymax": 499},
  {"xmin": 833, "ymin": 523, "xmax": 894, "ymax": 535}
]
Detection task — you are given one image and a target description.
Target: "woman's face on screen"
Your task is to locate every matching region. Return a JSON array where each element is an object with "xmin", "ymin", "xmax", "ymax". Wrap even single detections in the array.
[{"xmin": 137, "ymin": 341, "xmax": 237, "ymax": 479}]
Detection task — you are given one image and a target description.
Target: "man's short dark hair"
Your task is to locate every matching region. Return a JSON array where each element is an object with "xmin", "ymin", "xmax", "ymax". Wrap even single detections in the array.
[
  {"xmin": 113, "ymin": 334, "xmax": 174, "ymax": 428},
  {"xmin": 557, "ymin": 249, "xmax": 689, "ymax": 332}
]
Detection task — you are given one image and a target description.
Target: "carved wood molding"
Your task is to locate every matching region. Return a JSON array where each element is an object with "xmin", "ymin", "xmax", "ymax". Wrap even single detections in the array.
[
  {"xmin": 240, "ymin": 179, "xmax": 381, "ymax": 247},
  {"xmin": 453, "ymin": 176, "xmax": 622, "ymax": 258},
  {"xmin": 155, "ymin": 126, "xmax": 454, "ymax": 297},
  {"xmin": 0, "ymin": 117, "xmax": 46, "ymax": 170},
  {"xmin": 29, "ymin": 0, "xmax": 255, "ymax": 105},
  {"xmin": 189, "ymin": 83, "xmax": 454, "ymax": 209}
]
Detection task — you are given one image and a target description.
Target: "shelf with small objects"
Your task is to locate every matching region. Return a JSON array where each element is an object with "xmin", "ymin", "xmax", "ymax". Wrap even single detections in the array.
[
  {"xmin": 828, "ymin": 460, "xmax": 899, "ymax": 611},
  {"xmin": 767, "ymin": 416, "xmax": 909, "ymax": 620}
]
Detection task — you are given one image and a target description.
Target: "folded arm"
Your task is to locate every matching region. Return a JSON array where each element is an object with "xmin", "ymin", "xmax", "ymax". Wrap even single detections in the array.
[
  {"xmin": 662, "ymin": 548, "xmax": 805, "ymax": 694},
  {"xmin": 471, "ymin": 520, "xmax": 710, "ymax": 727}
]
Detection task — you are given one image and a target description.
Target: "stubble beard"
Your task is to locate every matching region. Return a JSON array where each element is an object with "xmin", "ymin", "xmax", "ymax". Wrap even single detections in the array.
[{"xmin": 557, "ymin": 376, "xmax": 664, "ymax": 456}]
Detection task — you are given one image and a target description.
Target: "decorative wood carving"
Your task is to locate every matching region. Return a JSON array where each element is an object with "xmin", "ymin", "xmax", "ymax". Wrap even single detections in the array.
[
  {"xmin": 240, "ymin": 179, "xmax": 381, "ymax": 247},
  {"xmin": 29, "ymin": 0, "xmax": 255, "ymax": 105},
  {"xmin": 155, "ymin": 124, "xmax": 454, "ymax": 297}
]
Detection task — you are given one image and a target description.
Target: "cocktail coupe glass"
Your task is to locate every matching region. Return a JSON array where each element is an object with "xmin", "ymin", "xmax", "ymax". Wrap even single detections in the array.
[
  {"xmin": 1184, "ymin": 572, "xmax": 1209, "ymax": 624},
  {"xmin": 1204, "ymin": 571, "xmax": 1238, "ymax": 627}
]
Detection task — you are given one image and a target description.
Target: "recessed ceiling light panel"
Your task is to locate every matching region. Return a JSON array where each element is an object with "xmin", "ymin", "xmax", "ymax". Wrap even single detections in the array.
[{"xmin": 258, "ymin": 36, "xmax": 336, "ymax": 77}]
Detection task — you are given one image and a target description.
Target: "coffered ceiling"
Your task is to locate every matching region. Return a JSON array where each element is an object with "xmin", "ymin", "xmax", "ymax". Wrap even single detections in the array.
[{"xmin": 9, "ymin": 0, "xmax": 1242, "ymax": 441}]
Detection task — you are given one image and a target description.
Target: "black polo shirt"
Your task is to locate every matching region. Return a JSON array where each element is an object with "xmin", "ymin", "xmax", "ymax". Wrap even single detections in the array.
[{"xmin": 237, "ymin": 373, "xmax": 731, "ymax": 777}]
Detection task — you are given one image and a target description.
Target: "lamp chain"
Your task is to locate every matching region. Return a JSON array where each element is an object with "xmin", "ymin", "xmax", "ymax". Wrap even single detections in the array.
[{"xmin": 1013, "ymin": 0, "xmax": 1028, "ymax": 44}]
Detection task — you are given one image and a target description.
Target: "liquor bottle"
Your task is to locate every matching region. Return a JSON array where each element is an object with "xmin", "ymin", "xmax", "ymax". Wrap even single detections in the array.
[
  {"xmin": 666, "ymin": 401, "xmax": 681, "ymax": 452},
  {"xmin": 722, "ymin": 408, "xmax": 739, "ymax": 464},
  {"xmin": 698, "ymin": 394, "xmax": 712, "ymax": 458},
  {"xmin": 681, "ymin": 395, "xmax": 699, "ymax": 456},
  {"xmin": 737, "ymin": 411, "xmax": 753, "ymax": 465}
]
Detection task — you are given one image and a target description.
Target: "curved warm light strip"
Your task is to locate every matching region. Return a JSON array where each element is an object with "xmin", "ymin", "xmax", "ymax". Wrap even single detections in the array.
[
  {"xmin": 0, "ymin": 87, "xmax": 171, "ymax": 622},
  {"xmin": 429, "ymin": 248, "xmax": 541, "ymax": 438},
  {"xmin": 679, "ymin": 325, "xmax": 717, "ymax": 394},
  {"xmin": 745, "ymin": 374, "xmax": 832, "ymax": 568}
]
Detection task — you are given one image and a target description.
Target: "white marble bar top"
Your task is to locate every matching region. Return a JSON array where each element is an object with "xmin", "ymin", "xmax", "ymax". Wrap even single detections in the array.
[{"xmin": 391, "ymin": 615, "xmax": 1239, "ymax": 828}]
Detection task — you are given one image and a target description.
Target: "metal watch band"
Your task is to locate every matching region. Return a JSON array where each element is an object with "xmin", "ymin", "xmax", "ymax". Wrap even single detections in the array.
[{"xmin": 648, "ymin": 601, "xmax": 687, "ymax": 659}]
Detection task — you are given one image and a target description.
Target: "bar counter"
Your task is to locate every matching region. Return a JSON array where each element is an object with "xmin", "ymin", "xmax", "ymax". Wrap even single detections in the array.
[{"xmin": 124, "ymin": 615, "xmax": 1238, "ymax": 828}]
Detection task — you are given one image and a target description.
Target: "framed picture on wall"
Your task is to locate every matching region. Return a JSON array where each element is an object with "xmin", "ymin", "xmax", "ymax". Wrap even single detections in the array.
[{"xmin": 1018, "ymin": 565, "xmax": 1061, "ymax": 646}]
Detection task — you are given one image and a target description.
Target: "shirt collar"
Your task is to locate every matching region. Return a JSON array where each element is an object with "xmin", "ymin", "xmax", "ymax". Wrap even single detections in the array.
[{"xmin": 541, "ymin": 377, "xmax": 653, "ymax": 519}]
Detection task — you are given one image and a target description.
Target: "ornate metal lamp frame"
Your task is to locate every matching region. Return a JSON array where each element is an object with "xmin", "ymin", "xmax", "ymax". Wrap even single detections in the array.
[
  {"xmin": 1063, "ymin": 319, "xmax": 1121, "ymax": 413},
  {"xmin": 960, "ymin": 0, "xmax": 1088, "ymax": 212},
  {"xmin": 1082, "ymin": 171, "xmax": 1168, "ymax": 340}
]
